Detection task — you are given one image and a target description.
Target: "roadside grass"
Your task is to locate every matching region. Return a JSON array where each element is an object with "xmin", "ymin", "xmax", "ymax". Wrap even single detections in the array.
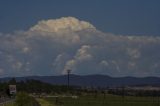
[{"xmin": 37, "ymin": 98, "xmax": 55, "ymax": 106}]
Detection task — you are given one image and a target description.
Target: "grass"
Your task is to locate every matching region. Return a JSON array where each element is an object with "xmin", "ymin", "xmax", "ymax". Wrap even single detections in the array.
[
  {"xmin": 45, "ymin": 94, "xmax": 160, "ymax": 106},
  {"xmin": 37, "ymin": 98, "xmax": 55, "ymax": 106},
  {"xmin": 1, "ymin": 94, "xmax": 160, "ymax": 106}
]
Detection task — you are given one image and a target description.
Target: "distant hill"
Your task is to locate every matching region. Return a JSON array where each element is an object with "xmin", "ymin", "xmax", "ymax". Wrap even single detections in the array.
[{"xmin": 1, "ymin": 74, "xmax": 160, "ymax": 88}]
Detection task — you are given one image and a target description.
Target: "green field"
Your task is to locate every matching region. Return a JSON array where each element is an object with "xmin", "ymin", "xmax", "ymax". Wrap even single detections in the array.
[
  {"xmin": 44, "ymin": 94, "xmax": 160, "ymax": 106},
  {"xmin": 1, "ymin": 94, "xmax": 160, "ymax": 106}
]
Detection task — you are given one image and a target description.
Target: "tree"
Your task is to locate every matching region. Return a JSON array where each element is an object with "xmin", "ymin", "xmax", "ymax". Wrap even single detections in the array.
[{"xmin": 9, "ymin": 78, "xmax": 16, "ymax": 84}]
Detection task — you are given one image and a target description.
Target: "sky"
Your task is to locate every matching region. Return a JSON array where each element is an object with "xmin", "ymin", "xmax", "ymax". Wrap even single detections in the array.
[
  {"xmin": 0, "ymin": 0, "xmax": 160, "ymax": 35},
  {"xmin": 0, "ymin": 0, "xmax": 160, "ymax": 77}
]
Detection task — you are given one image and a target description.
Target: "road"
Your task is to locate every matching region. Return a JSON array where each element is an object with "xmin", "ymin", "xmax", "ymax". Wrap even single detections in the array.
[{"xmin": 0, "ymin": 98, "xmax": 14, "ymax": 105}]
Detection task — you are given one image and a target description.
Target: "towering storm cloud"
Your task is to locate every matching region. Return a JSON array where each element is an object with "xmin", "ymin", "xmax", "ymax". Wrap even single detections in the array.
[{"xmin": 0, "ymin": 17, "xmax": 160, "ymax": 77}]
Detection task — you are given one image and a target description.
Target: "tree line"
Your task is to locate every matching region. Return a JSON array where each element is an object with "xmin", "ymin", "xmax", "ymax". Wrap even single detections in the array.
[{"xmin": 0, "ymin": 78, "xmax": 76, "ymax": 97}]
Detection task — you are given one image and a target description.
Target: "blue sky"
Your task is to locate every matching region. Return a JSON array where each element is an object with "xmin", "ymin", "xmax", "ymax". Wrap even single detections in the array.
[{"xmin": 0, "ymin": 0, "xmax": 160, "ymax": 36}]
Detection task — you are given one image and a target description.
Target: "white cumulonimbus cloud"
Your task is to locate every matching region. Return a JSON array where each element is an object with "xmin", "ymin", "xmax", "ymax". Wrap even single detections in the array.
[{"xmin": 0, "ymin": 17, "xmax": 160, "ymax": 77}]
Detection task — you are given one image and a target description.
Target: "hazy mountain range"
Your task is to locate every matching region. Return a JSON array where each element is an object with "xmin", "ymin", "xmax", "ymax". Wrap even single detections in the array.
[{"xmin": 1, "ymin": 74, "xmax": 160, "ymax": 88}]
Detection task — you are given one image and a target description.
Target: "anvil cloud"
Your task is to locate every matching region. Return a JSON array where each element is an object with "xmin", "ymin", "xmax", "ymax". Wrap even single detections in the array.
[{"xmin": 0, "ymin": 17, "xmax": 160, "ymax": 77}]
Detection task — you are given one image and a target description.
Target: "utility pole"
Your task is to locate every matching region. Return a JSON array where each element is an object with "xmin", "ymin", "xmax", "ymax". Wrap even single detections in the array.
[{"xmin": 67, "ymin": 69, "xmax": 71, "ymax": 89}]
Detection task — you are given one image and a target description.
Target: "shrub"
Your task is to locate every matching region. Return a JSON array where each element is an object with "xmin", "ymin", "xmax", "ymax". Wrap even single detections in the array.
[{"xmin": 14, "ymin": 92, "xmax": 40, "ymax": 106}]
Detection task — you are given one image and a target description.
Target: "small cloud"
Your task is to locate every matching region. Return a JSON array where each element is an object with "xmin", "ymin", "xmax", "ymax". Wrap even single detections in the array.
[
  {"xmin": 12, "ymin": 61, "xmax": 23, "ymax": 71},
  {"xmin": 75, "ymin": 45, "xmax": 92, "ymax": 61},
  {"xmin": 22, "ymin": 47, "xmax": 30, "ymax": 53},
  {"xmin": 100, "ymin": 60, "xmax": 109, "ymax": 67},
  {"xmin": 127, "ymin": 48, "xmax": 141, "ymax": 59}
]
